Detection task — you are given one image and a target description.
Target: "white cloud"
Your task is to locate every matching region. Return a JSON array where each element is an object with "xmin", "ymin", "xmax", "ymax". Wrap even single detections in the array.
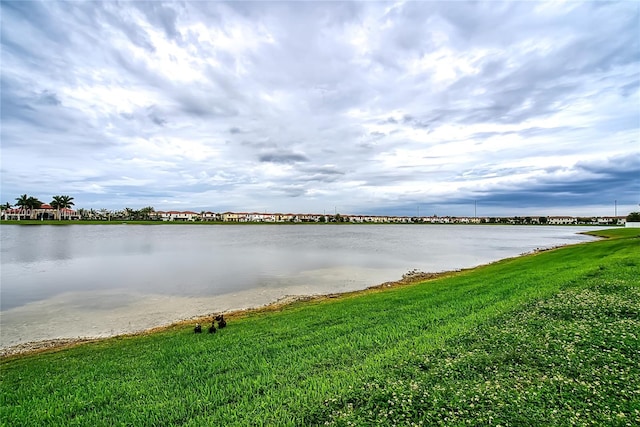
[{"xmin": 1, "ymin": 1, "xmax": 638, "ymax": 216}]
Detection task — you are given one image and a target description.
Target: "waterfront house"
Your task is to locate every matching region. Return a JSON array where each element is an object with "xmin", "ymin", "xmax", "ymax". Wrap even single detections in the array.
[
  {"xmin": 247, "ymin": 212, "xmax": 278, "ymax": 222},
  {"xmin": 298, "ymin": 213, "xmax": 322, "ymax": 222},
  {"xmin": 597, "ymin": 216, "xmax": 626, "ymax": 226},
  {"xmin": 156, "ymin": 211, "xmax": 201, "ymax": 221},
  {"xmin": 201, "ymin": 211, "xmax": 220, "ymax": 221},
  {"xmin": 548, "ymin": 216, "xmax": 576, "ymax": 225},
  {"xmin": 0, "ymin": 204, "xmax": 78, "ymax": 220},
  {"xmin": 222, "ymin": 212, "xmax": 250, "ymax": 222}
]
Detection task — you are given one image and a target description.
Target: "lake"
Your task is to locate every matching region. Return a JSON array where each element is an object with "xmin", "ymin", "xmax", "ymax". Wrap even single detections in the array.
[{"xmin": 0, "ymin": 224, "xmax": 601, "ymax": 349}]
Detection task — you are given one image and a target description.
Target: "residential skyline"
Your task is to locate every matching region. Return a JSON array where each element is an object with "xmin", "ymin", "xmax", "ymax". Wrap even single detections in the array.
[
  {"xmin": 1, "ymin": 197, "xmax": 636, "ymax": 223},
  {"xmin": 1, "ymin": 1, "xmax": 638, "ymax": 217}
]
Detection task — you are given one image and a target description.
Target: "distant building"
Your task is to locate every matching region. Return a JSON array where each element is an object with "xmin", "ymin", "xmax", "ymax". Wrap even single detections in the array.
[
  {"xmin": 547, "ymin": 216, "xmax": 576, "ymax": 225},
  {"xmin": 597, "ymin": 216, "xmax": 626, "ymax": 226},
  {"xmin": 201, "ymin": 212, "xmax": 219, "ymax": 221},
  {"xmin": 0, "ymin": 204, "xmax": 79, "ymax": 220},
  {"xmin": 155, "ymin": 211, "xmax": 201, "ymax": 221}
]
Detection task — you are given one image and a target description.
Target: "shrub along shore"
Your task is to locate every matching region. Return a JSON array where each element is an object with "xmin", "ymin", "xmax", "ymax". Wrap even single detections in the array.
[{"xmin": 1, "ymin": 229, "xmax": 638, "ymax": 426}]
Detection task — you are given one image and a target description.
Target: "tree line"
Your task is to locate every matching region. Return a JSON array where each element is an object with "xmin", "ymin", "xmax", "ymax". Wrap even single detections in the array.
[
  {"xmin": 4, "ymin": 194, "xmax": 75, "ymax": 211},
  {"xmin": 2, "ymin": 194, "xmax": 75, "ymax": 220},
  {"xmin": 3, "ymin": 194, "xmax": 640, "ymax": 223}
]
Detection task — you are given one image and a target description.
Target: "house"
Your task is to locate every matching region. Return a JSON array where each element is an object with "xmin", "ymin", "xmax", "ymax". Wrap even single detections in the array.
[
  {"xmin": 247, "ymin": 212, "xmax": 278, "ymax": 222},
  {"xmin": 201, "ymin": 212, "xmax": 220, "ymax": 221},
  {"xmin": 275, "ymin": 213, "xmax": 295, "ymax": 222},
  {"xmin": 58, "ymin": 208, "xmax": 80, "ymax": 220},
  {"xmin": 548, "ymin": 216, "xmax": 576, "ymax": 225},
  {"xmin": 351, "ymin": 215, "xmax": 375, "ymax": 223},
  {"xmin": 222, "ymin": 212, "xmax": 250, "ymax": 222},
  {"xmin": 149, "ymin": 211, "xmax": 163, "ymax": 221},
  {"xmin": 0, "ymin": 204, "xmax": 78, "ymax": 220},
  {"xmin": 597, "ymin": 216, "xmax": 626, "ymax": 226},
  {"xmin": 1, "ymin": 208, "xmax": 31, "ymax": 220},
  {"xmin": 298, "ymin": 213, "xmax": 322, "ymax": 222},
  {"xmin": 157, "ymin": 211, "xmax": 201, "ymax": 221}
]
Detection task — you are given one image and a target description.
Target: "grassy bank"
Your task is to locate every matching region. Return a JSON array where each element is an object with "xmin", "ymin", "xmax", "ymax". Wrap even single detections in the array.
[{"xmin": 1, "ymin": 229, "xmax": 638, "ymax": 426}]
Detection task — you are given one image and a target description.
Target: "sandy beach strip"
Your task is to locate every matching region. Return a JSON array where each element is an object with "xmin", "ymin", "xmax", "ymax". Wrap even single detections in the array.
[{"xmin": 0, "ymin": 270, "xmax": 446, "ymax": 358}]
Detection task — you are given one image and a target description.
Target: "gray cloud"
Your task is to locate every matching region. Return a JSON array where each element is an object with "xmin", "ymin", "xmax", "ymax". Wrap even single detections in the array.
[
  {"xmin": 36, "ymin": 91, "xmax": 61, "ymax": 106},
  {"xmin": 259, "ymin": 151, "xmax": 310, "ymax": 164},
  {"xmin": 297, "ymin": 166, "xmax": 346, "ymax": 183}
]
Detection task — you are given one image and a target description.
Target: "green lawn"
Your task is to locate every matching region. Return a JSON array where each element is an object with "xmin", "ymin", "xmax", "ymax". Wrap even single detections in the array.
[{"xmin": 1, "ymin": 229, "xmax": 638, "ymax": 426}]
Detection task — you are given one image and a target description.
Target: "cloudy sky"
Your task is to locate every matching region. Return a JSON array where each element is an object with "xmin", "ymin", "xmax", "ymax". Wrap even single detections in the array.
[{"xmin": 1, "ymin": 1, "xmax": 638, "ymax": 217}]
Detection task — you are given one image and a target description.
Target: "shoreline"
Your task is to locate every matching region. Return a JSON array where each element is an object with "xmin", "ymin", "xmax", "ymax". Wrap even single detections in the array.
[
  {"xmin": 2, "ymin": 233, "xmax": 609, "ymax": 359},
  {"xmin": 0, "ymin": 270, "xmax": 457, "ymax": 358}
]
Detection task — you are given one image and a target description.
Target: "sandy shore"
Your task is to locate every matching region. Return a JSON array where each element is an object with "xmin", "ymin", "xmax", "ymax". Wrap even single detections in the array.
[{"xmin": 0, "ymin": 270, "xmax": 445, "ymax": 358}]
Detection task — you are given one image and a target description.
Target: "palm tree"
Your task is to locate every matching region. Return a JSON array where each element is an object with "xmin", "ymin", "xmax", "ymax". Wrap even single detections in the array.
[
  {"xmin": 113, "ymin": 210, "xmax": 125, "ymax": 220},
  {"xmin": 124, "ymin": 207, "xmax": 134, "ymax": 220},
  {"xmin": 15, "ymin": 194, "xmax": 30, "ymax": 210},
  {"xmin": 27, "ymin": 196, "xmax": 43, "ymax": 209},
  {"xmin": 139, "ymin": 206, "xmax": 155, "ymax": 220},
  {"xmin": 98, "ymin": 208, "xmax": 109, "ymax": 221},
  {"xmin": 14, "ymin": 195, "xmax": 42, "ymax": 219},
  {"xmin": 50, "ymin": 195, "xmax": 75, "ymax": 220}
]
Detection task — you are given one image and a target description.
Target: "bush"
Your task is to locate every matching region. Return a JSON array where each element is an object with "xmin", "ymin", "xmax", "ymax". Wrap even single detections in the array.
[{"xmin": 626, "ymin": 212, "xmax": 640, "ymax": 222}]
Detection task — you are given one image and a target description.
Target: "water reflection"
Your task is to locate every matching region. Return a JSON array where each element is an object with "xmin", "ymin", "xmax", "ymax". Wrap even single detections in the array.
[{"xmin": 13, "ymin": 225, "xmax": 73, "ymax": 263}]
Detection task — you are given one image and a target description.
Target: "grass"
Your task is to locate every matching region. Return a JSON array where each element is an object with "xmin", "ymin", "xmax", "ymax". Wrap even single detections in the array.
[{"xmin": 1, "ymin": 229, "xmax": 638, "ymax": 426}]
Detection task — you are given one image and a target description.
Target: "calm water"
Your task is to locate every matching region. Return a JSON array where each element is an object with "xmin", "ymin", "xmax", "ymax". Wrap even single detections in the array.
[{"xmin": 0, "ymin": 224, "xmax": 600, "ymax": 348}]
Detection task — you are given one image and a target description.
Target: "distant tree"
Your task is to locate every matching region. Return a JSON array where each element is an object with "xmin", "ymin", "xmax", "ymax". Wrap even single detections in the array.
[
  {"xmin": 2, "ymin": 202, "xmax": 11, "ymax": 210},
  {"xmin": 15, "ymin": 194, "xmax": 30, "ymax": 210},
  {"xmin": 27, "ymin": 196, "xmax": 43, "ymax": 209},
  {"xmin": 319, "ymin": 215, "xmax": 326, "ymax": 223},
  {"xmin": 627, "ymin": 212, "xmax": 640, "ymax": 222},
  {"xmin": 139, "ymin": 206, "xmax": 155, "ymax": 220},
  {"xmin": 51, "ymin": 195, "xmax": 75, "ymax": 220},
  {"xmin": 539, "ymin": 217, "xmax": 548, "ymax": 224},
  {"xmin": 123, "ymin": 207, "xmax": 134, "ymax": 220},
  {"xmin": 98, "ymin": 208, "xmax": 110, "ymax": 221},
  {"xmin": 13, "ymin": 195, "xmax": 42, "ymax": 219},
  {"xmin": 76, "ymin": 208, "xmax": 87, "ymax": 219}
]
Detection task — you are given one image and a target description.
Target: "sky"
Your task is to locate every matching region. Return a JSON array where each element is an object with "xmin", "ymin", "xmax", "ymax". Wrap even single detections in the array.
[{"xmin": 1, "ymin": 1, "xmax": 639, "ymax": 217}]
